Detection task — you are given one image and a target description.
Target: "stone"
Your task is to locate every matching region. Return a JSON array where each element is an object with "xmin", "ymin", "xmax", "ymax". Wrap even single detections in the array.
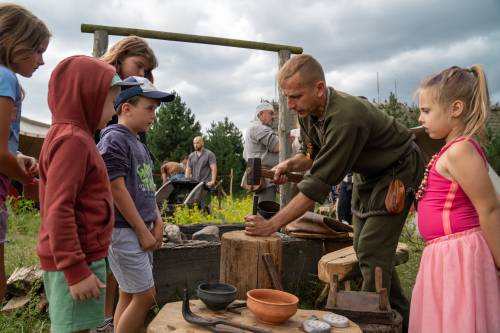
[
  {"xmin": 2, "ymin": 295, "xmax": 30, "ymax": 312},
  {"xmin": 164, "ymin": 223, "xmax": 184, "ymax": 244},
  {"xmin": 192, "ymin": 225, "xmax": 220, "ymax": 242}
]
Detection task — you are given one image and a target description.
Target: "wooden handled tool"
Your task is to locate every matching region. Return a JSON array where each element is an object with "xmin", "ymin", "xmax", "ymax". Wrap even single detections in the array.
[{"xmin": 247, "ymin": 157, "xmax": 303, "ymax": 185}]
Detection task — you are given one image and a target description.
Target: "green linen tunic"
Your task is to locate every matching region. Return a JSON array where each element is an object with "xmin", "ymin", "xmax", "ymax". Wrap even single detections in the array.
[{"xmin": 297, "ymin": 87, "xmax": 420, "ymax": 217}]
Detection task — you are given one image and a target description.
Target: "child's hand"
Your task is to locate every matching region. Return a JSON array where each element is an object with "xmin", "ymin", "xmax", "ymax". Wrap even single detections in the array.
[
  {"xmin": 152, "ymin": 222, "xmax": 164, "ymax": 250},
  {"xmin": 16, "ymin": 153, "xmax": 39, "ymax": 178},
  {"xmin": 69, "ymin": 273, "xmax": 106, "ymax": 301},
  {"xmin": 138, "ymin": 228, "xmax": 157, "ymax": 251}
]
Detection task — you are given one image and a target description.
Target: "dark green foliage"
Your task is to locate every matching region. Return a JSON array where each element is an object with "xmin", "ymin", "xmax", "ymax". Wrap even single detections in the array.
[
  {"xmin": 147, "ymin": 93, "xmax": 201, "ymax": 165},
  {"xmin": 382, "ymin": 92, "xmax": 419, "ymax": 129},
  {"xmin": 486, "ymin": 126, "xmax": 500, "ymax": 174},
  {"xmin": 205, "ymin": 117, "xmax": 246, "ymax": 194}
]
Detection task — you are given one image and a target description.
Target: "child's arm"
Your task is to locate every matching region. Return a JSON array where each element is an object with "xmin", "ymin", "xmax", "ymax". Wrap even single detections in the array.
[
  {"xmin": 110, "ymin": 177, "xmax": 157, "ymax": 251},
  {"xmin": 0, "ymin": 98, "xmax": 32, "ymax": 184},
  {"xmin": 446, "ymin": 141, "xmax": 500, "ymax": 269},
  {"xmin": 152, "ymin": 206, "xmax": 164, "ymax": 249}
]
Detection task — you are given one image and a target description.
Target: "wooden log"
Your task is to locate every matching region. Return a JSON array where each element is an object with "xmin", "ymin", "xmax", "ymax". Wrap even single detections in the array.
[
  {"xmin": 92, "ymin": 30, "xmax": 108, "ymax": 58},
  {"xmin": 278, "ymin": 49, "xmax": 295, "ymax": 207},
  {"xmin": 220, "ymin": 231, "xmax": 282, "ymax": 299},
  {"xmin": 82, "ymin": 24, "xmax": 303, "ymax": 54}
]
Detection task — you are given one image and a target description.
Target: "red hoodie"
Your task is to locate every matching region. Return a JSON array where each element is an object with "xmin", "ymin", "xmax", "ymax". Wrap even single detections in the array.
[{"xmin": 37, "ymin": 56, "xmax": 115, "ymax": 285}]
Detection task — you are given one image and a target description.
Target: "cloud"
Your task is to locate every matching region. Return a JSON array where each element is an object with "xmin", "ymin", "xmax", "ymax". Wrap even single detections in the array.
[{"xmin": 10, "ymin": 0, "xmax": 500, "ymax": 133}]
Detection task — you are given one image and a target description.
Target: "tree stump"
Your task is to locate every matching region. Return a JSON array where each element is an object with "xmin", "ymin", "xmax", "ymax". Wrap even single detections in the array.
[{"xmin": 220, "ymin": 230, "xmax": 282, "ymax": 299}]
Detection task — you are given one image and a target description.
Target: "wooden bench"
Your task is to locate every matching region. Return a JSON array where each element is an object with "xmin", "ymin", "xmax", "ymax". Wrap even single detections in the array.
[{"xmin": 318, "ymin": 243, "xmax": 409, "ymax": 286}]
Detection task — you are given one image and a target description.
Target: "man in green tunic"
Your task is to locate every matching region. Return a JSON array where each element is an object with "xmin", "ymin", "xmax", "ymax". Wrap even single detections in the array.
[{"xmin": 245, "ymin": 54, "xmax": 424, "ymax": 331}]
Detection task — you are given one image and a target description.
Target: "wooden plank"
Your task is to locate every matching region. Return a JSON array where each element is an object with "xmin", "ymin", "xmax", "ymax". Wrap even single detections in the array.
[
  {"xmin": 262, "ymin": 253, "xmax": 283, "ymax": 291},
  {"xmin": 147, "ymin": 300, "xmax": 362, "ymax": 333},
  {"xmin": 326, "ymin": 291, "xmax": 394, "ymax": 325},
  {"xmin": 81, "ymin": 24, "xmax": 303, "ymax": 54}
]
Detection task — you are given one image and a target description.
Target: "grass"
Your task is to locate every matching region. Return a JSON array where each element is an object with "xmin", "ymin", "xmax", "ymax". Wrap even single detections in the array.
[
  {"xmin": 1, "ymin": 198, "xmax": 49, "ymax": 333},
  {"xmin": 396, "ymin": 214, "xmax": 424, "ymax": 300}
]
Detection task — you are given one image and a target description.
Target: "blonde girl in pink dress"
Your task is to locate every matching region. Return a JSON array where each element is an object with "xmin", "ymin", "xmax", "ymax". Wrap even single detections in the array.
[{"xmin": 409, "ymin": 65, "xmax": 500, "ymax": 333}]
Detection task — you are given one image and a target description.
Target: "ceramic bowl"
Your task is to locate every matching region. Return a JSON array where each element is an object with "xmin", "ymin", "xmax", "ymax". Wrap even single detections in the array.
[
  {"xmin": 246, "ymin": 289, "xmax": 299, "ymax": 324},
  {"xmin": 257, "ymin": 201, "xmax": 280, "ymax": 219},
  {"xmin": 196, "ymin": 282, "xmax": 237, "ymax": 311}
]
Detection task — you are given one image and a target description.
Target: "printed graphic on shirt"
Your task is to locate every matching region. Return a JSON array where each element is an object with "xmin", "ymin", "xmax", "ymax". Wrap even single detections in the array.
[{"xmin": 137, "ymin": 163, "xmax": 156, "ymax": 192}]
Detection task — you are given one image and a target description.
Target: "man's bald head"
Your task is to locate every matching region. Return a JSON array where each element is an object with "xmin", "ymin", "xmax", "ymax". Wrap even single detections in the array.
[{"xmin": 193, "ymin": 136, "xmax": 204, "ymax": 151}]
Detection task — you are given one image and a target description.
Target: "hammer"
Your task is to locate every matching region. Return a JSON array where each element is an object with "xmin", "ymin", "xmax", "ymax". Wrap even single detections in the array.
[{"xmin": 246, "ymin": 158, "xmax": 303, "ymax": 186}]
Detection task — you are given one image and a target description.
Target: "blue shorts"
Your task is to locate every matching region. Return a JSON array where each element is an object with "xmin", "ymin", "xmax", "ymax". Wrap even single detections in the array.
[{"xmin": 108, "ymin": 227, "xmax": 154, "ymax": 294}]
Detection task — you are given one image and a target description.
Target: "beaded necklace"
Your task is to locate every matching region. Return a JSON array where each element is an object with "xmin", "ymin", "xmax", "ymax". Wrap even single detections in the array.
[
  {"xmin": 415, "ymin": 153, "xmax": 438, "ymax": 201},
  {"xmin": 415, "ymin": 137, "xmax": 463, "ymax": 202}
]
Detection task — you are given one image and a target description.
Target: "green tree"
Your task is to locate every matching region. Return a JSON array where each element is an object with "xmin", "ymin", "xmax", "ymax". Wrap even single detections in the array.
[
  {"xmin": 383, "ymin": 92, "xmax": 419, "ymax": 128},
  {"xmin": 486, "ymin": 126, "xmax": 500, "ymax": 174},
  {"xmin": 147, "ymin": 93, "xmax": 201, "ymax": 164},
  {"xmin": 205, "ymin": 117, "xmax": 245, "ymax": 194}
]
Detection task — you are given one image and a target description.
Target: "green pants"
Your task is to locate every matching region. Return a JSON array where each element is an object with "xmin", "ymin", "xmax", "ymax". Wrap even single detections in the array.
[{"xmin": 353, "ymin": 199, "xmax": 412, "ymax": 332}]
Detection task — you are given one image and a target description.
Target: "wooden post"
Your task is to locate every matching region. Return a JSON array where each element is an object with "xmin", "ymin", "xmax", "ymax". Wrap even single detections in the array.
[
  {"xmin": 230, "ymin": 168, "xmax": 233, "ymax": 197},
  {"xmin": 92, "ymin": 30, "xmax": 108, "ymax": 58},
  {"xmin": 277, "ymin": 50, "xmax": 294, "ymax": 207},
  {"xmin": 220, "ymin": 231, "xmax": 282, "ymax": 299}
]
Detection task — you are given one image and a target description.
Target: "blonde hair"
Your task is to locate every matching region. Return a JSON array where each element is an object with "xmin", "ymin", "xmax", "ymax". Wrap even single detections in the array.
[
  {"xmin": 418, "ymin": 65, "xmax": 491, "ymax": 146},
  {"xmin": 101, "ymin": 36, "xmax": 158, "ymax": 82},
  {"xmin": 0, "ymin": 3, "xmax": 51, "ymax": 69},
  {"xmin": 278, "ymin": 54, "xmax": 325, "ymax": 87}
]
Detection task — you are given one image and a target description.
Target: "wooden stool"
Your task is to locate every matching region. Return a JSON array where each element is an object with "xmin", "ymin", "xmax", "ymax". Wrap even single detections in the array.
[
  {"xmin": 315, "ymin": 243, "xmax": 409, "ymax": 306},
  {"xmin": 318, "ymin": 243, "xmax": 409, "ymax": 284},
  {"xmin": 220, "ymin": 231, "xmax": 282, "ymax": 300}
]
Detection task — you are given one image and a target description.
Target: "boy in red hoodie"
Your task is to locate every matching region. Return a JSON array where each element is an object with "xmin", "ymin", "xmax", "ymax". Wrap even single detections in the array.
[{"xmin": 37, "ymin": 55, "xmax": 139, "ymax": 333}]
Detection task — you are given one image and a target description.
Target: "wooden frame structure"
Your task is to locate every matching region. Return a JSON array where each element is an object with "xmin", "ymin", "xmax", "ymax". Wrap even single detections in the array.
[{"xmin": 82, "ymin": 24, "xmax": 303, "ymax": 205}]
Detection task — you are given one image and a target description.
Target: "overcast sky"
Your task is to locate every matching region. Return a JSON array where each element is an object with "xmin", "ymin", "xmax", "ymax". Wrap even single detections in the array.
[{"xmin": 13, "ymin": 0, "xmax": 500, "ymax": 132}]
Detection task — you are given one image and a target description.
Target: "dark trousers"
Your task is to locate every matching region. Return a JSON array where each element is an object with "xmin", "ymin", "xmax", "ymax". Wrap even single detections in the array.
[
  {"xmin": 337, "ymin": 181, "xmax": 352, "ymax": 224},
  {"xmin": 353, "ymin": 197, "xmax": 413, "ymax": 333}
]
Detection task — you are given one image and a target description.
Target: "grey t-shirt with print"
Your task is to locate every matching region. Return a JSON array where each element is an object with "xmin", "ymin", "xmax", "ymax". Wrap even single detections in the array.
[{"xmin": 98, "ymin": 124, "xmax": 157, "ymax": 228}]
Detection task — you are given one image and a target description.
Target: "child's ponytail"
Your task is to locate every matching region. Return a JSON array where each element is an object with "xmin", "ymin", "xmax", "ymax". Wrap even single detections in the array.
[{"xmin": 467, "ymin": 65, "xmax": 490, "ymax": 146}]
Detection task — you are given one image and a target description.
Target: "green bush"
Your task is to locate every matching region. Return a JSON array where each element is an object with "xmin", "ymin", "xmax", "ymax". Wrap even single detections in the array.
[{"xmin": 163, "ymin": 196, "xmax": 252, "ymax": 225}]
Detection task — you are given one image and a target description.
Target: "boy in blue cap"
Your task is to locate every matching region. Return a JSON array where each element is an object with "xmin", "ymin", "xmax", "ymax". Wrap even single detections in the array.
[{"xmin": 97, "ymin": 76, "xmax": 174, "ymax": 333}]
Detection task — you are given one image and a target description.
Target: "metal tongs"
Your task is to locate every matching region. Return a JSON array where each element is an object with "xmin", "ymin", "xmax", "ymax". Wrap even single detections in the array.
[{"xmin": 182, "ymin": 289, "xmax": 272, "ymax": 333}]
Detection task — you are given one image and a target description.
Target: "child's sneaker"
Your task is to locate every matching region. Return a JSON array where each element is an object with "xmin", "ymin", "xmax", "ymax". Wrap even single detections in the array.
[{"xmin": 94, "ymin": 317, "xmax": 113, "ymax": 332}]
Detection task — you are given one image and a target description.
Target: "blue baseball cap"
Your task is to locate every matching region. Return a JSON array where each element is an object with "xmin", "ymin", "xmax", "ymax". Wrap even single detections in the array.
[{"xmin": 114, "ymin": 76, "xmax": 175, "ymax": 109}]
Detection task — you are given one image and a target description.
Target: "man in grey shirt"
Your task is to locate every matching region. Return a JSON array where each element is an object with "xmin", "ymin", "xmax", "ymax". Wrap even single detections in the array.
[
  {"xmin": 186, "ymin": 136, "xmax": 217, "ymax": 187},
  {"xmin": 243, "ymin": 102, "xmax": 279, "ymax": 202}
]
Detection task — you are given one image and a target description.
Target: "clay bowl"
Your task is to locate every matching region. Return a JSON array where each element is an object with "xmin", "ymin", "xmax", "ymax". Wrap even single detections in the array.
[
  {"xmin": 246, "ymin": 289, "xmax": 299, "ymax": 325},
  {"xmin": 196, "ymin": 282, "xmax": 237, "ymax": 311}
]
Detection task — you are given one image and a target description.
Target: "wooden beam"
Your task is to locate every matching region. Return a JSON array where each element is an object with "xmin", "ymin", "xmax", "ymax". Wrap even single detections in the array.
[{"xmin": 81, "ymin": 24, "xmax": 303, "ymax": 54}]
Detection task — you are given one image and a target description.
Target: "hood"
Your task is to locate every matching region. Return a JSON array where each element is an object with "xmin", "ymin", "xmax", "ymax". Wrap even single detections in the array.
[
  {"xmin": 48, "ymin": 55, "xmax": 116, "ymax": 134},
  {"xmin": 100, "ymin": 123, "xmax": 134, "ymax": 140}
]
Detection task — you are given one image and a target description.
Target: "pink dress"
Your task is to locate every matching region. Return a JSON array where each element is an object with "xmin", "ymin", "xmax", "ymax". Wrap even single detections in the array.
[{"xmin": 409, "ymin": 138, "xmax": 500, "ymax": 333}]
